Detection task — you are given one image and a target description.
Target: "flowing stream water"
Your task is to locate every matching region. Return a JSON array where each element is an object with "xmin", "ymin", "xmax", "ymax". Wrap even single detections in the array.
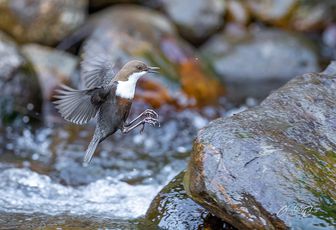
[{"xmin": 0, "ymin": 106, "xmax": 220, "ymax": 229}]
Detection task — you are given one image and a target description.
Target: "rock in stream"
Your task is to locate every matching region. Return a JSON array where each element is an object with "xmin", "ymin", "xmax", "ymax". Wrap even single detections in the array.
[
  {"xmin": 0, "ymin": 0, "xmax": 87, "ymax": 45},
  {"xmin": 22, "ymin": 44, "xmax": 78, "ymax": 101},
  {"xmin": 201, "ymin": 27, "xmax": 319, "ymax": 102},
  {"xmin": 0, "ymin": 31, "xmax": 42, "ymax": 126},
  {"xmin": 184, "ymin": 62, "xmax": 336, "ymax": 229},
  {"xmin": 145, "ymin": 171, "xmax": 235, "ymax": 230},
  {"xmin": 159, "ymin": 0, "xmax": 226, "ymax": 44}
]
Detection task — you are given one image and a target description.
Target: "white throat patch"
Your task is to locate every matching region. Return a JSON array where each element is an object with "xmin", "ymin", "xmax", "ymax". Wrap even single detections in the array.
[{"xmin": 116, "ymin": 71, "xmax": 147, "ymax": 99}]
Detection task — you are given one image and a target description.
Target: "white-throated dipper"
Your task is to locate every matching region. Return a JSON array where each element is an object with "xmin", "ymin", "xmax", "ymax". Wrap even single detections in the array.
[{"xmin": 54, "ymin": 60, "xmax": 160, "ymax": 166}]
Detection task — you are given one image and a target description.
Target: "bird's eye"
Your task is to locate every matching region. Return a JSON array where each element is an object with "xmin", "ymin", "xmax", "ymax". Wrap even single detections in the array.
[{"xmin": 137, "ymin": 66, "xmax": 142, "ymax": 70}]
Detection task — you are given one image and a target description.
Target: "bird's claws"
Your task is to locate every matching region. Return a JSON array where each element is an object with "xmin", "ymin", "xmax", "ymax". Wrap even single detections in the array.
[
  {"xmin": 143, "ymin": 116, "xmax": 160, "ymax": 127},
  {"xmin": 145, "ymin": 117, "xmax": 159, "ymax": 125},
  {"xmin": 139, "ymin": 116, "xmax": 160, "ymax": 134},
  {"xmin": 144, "ymin": 109, "xmax": 159, "ymax": 119}
]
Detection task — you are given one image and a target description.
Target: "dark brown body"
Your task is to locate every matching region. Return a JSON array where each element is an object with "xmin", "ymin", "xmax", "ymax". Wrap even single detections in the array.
[
  {"xmin": 83, "ymin": 81, "xmax": 133, "ymax": 164},
  {"xmin": 95, "ymin": 95, "xmax": 132, "ymax": 142}
]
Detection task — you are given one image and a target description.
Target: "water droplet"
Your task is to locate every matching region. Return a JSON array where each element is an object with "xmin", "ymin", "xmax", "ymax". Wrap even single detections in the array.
[
  {"xmin": 22, "ymin": 116, "xmax": 30, "ymax": 123},
  {"xmin": 27, "ymin": 103, "xmax": 34, "ymax": 111}
]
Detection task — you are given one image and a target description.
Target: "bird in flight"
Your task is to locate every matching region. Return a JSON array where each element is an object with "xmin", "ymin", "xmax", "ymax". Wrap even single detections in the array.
[{"xmin": 54, "ymin": 58, "xmax": 160, "ymax": 166}]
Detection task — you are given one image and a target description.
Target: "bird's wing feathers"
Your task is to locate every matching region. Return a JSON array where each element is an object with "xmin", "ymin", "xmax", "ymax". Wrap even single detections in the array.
[
  {"xmin": 81, "ymin": 55, "xmax": 116, "ymax": 88},
  {"xmin": 54, "ymin": 84, "xmax": 117, "ymax": 125},
  {"xmin": 54, "ymin": 85, "xmax": 100, "ymax": 125},
  {"xmin": 81, "ymin": 41, "xmax": 121, "ymax": 88},
  {"xmin": 89, "ymin": 86, "xmax": 111, "ymax": 105}
]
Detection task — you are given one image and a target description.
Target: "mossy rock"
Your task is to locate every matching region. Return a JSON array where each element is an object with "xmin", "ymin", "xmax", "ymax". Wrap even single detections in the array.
[{"xmin": 184, "ymin": 62, "xmax": 336, "ymax": 229}]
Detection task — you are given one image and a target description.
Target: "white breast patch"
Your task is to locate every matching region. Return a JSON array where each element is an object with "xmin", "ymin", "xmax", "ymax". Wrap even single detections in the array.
[{"xmin": 115, "ymin": 71, "xmax": 147, "ymax": 99}]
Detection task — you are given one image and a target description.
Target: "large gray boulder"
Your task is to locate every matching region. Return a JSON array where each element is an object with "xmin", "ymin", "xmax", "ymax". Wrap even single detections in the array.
[
  {"xmin": 0, "ymin": 32, "xmax": 42, "ymax": 126},
  {"xmin": 184, "ymin": 62, "xmax": 336, "ymax": 229},
  {"xmin": 160, "ymin": 0, "xmax": 226, "ymax": 43},
  {"xmin": 0, "ymin": 0, "xmax": 87, "ymax": 45},
  {"xmin": 22, "ymin": 44, "xmax": 78, "ymax": 100},
  {"xmin": 201, "ymin": 28, "xmax": 319, "ymax": 101}
]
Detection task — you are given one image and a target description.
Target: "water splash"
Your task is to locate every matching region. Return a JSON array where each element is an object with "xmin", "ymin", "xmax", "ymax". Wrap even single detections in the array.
[{"xmin": 0, "ymin": 168, "xmax": 162, "ymax": 219}]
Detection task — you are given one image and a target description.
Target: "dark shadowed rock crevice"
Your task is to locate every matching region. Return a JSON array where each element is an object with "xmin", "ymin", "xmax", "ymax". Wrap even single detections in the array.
[
  {"xmin": 184, "ymin": 62, "xmax": 336, "ymax": 229},
  {"xmin": 145, "ymin": 171, "xmax": 236, "ymax": 230}
]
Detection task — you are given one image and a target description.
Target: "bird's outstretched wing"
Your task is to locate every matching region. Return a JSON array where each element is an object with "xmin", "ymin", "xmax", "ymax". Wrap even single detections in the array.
[
  {"xmin": 53, "ymin": 84, "xmax": 110, "ymax": 125},
  {"xmin": 81, "ymin": 42, "xmax": 120, "ymax": 88},
  {"xmin": 81, "ymin": 55, "xmax": 116, "ymax": 88},
  {"xmin": 54, "ymin": 81, "xmax": 117, "ymax": 125}
]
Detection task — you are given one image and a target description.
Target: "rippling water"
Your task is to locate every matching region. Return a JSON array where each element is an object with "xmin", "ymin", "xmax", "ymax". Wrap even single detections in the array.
[
  {"xmin": 0, "ymin": 102, "xmax": 249, "ymax": 228},
  {"xmin": 0, "ymin": 107, "xmax": 215, "ymax": 228}
]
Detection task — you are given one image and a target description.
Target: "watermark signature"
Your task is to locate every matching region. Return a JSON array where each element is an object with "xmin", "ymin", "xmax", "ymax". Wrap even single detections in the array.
[{"xmin": 277, "ymin": 203, "xmax": 315, "ymax": 218}]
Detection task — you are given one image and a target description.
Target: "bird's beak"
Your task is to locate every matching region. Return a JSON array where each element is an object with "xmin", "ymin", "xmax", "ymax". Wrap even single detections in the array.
[{"xmin": 147, "ymin": 66, "xmax": 160, "ymax": 73}]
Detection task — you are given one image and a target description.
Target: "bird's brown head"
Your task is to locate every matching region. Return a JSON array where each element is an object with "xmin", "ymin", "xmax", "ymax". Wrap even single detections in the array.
[{"xmin": 115, "ymin": 60, "xmax": 159, "ymax": 82}]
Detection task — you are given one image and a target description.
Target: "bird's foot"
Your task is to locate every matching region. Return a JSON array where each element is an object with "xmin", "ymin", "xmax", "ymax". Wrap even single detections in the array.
[
  {"xmin": 144, "ymin": 116, "xmax": 160, "ymax": 126},
  {"xmin": 143, "ymin": 109, "xmax": 159, "ymax": 119},
  {"xmin": 140, "ymin": 116, "xmax": 160, "ymax": 134}
]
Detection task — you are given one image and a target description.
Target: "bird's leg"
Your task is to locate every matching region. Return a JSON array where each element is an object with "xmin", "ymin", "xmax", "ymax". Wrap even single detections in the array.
[
  {"xmin": 124, "ymin": 109, "xmax": 159, "ymax": 127},
  {"xmin": 122, "ymin": 116, "xmax": 159, "ymax": 134}
]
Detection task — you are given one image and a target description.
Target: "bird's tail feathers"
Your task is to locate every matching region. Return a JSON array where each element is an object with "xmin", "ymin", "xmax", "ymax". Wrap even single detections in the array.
[{"xmin": 83, "ymin": 137, "xmax": 100, "ymax": 167}]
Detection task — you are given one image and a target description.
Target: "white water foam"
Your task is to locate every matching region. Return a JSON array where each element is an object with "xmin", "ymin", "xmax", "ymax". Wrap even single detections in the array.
[{"xmin": 0, "ymin": 168, "xmax": 162, "ymax": 219}]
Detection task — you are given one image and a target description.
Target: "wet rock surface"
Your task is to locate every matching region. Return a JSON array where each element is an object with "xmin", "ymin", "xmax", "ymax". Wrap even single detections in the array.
[
  {"xmin": 160, "ymin": 0, "xmax": 226, "ymax": 44},
  {"xmin": 146, "ymin": 171, "xmax": 235, "ymax": 230},
  {"xmin": 0, "ymin": 0, "xmax": 87, "ymax": 45},
  {"xmin": 80, "ymin": 5, "xmax": 225, "ymax": 109},
  {"xmin": 0, "ymin": 32, "xmax": 42, "ymax": 126},
  {"xmin": 184, "ymin": 63, "xmax": 336, "ymax": 229},
  {"xmin": 201, "ymin": 27, "xmax": 319, "ymax": 101}
]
